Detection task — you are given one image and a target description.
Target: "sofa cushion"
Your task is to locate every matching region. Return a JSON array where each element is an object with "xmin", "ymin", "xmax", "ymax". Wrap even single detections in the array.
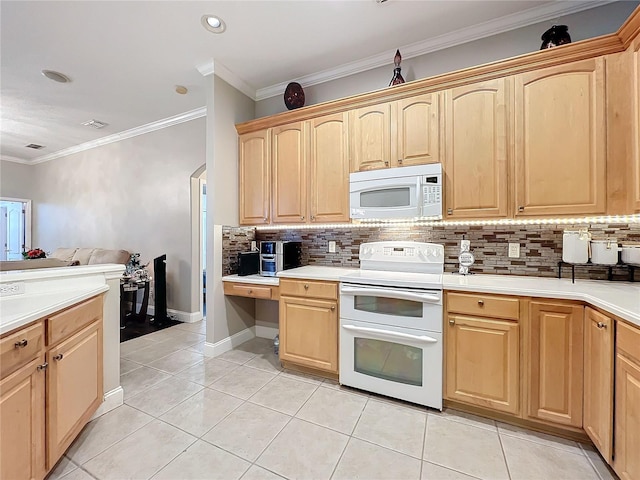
[
  {"xmin": 88, "ymin": 249, "xmax": 130, "ymax": 265},
  {"xmin": 71, "ymin": 248, "xmax": 95, "ymax": 265},
  {"xmin": 50, "ymin": 247, "xmax": 78, "ymax": 262}
]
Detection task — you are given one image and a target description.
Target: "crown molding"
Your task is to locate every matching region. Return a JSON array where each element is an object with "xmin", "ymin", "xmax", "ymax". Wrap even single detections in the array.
[
  {"xmin": 23, "ymin": 107, "xmax": 206, "ymax": 165},
  {"xmin": 255, "ymin": 0, "xmax": 616, "ymax": 101},
  {"xmin": 0, "ymin": 155, "xmax": 32, "ymax": 165},
  {"xmin": 196, "ymin": 59, "xmax": 257, "ymax": 100}
]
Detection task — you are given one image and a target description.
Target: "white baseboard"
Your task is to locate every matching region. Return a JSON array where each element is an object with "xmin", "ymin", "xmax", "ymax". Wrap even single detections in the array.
[
  {"xmin": 204, "ymin": 327, "xmax": 256, "ymax": 357},
  {"xmin": 91, "ymin": 386, "xmax": 124, "ymax": 419},
  {"xmin": 255, "ymin": 324, "xmax": 279, "ymax": 339},
  {"xmin": 146, "ymin": 305, "xmax": 202, "ymax": 323}
]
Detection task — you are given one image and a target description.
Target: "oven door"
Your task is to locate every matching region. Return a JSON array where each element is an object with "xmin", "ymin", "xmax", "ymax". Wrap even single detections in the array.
[
  {"xmin": 340, "ymin": 283, "xmax": 442, "ymax": 332},
  {"xmin": 339, "ymin": 319, "xmax": 442, "ymax": 409},
  {"xmin": 350, "ymin": 176, "xmax": 421, "ymax": 219}
]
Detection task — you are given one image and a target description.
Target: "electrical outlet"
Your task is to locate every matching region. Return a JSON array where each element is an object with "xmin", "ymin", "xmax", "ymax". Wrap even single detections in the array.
[
  {"xmin": 0, "ymin": 282, "xmax": 25, "ymax": 297},
  {"xmin": 508, "ymin": 243, "xmax": 520, "ymax": 258},
  {"xmin": 328, "ymin": 241, "xmax": 337, "ymax": 253}
]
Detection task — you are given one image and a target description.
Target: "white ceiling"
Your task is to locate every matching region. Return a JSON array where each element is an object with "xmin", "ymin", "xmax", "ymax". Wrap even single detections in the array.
[{"xmin": 0, "ymin": 0, "xmax": 615, "ymax": 164}]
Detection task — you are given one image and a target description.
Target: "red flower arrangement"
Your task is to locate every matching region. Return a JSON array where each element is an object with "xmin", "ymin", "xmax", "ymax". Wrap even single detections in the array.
[{"xmin": 22, "ymin": 248, "xmax": 46, "ymax": 259}]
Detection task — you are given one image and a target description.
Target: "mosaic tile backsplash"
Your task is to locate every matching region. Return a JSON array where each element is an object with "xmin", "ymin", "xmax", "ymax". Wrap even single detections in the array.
[{"xmin": 223, "ymin": 223, "xmax": 640, "ymax": 281}]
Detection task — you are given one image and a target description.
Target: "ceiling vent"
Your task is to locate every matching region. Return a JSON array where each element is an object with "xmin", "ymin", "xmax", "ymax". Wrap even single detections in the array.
[
  {"xmin": 82, "ymin": 119, "xmax": 108, "ymax": 129},
  {"xmin": 25, "ymin": 143, "xmax": 45, "ymax": 149}
]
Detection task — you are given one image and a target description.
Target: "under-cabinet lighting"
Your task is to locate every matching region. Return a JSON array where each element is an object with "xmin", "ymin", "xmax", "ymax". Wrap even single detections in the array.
[{"xmin": 254, "ymin": 215, "xmax": 640, "ymax": 230}]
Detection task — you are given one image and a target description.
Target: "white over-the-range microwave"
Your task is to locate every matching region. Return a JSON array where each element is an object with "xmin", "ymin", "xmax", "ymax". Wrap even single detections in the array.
[{"xmin": 349, "ymin": 163, "xmax": 443, "ymax": 220}]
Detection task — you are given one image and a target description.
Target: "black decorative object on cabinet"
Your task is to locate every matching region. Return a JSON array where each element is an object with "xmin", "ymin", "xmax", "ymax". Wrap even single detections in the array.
[
  {"xmin": 389, "ymin": 49, "xmax": 405, "ymax": 86},
  {"xmin": 540, "ymin": 25, "xmax": 571, "ymax": 49},
  {"xmin": 284, "ymin": 82, "xmax": 305, "ymax": 110}
]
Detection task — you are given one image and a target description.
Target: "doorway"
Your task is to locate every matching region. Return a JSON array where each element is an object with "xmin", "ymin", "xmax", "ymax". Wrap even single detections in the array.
[{"xmin": 0, "ymin": 198, "xmax": 31, "ymax": 260}]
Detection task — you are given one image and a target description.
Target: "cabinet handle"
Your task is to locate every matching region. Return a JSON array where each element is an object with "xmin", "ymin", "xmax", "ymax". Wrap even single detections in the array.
[
  {"xmin": 14, "ymin": 339, "xmax": 28, "ymax": 348},
  {"xmin": 518, "ymin": 206, "xmax": 524, "ymax": 212},
  {"xmin": 597, "ymin": 322, "xmax": 607, "ymax": 329},
  {"xmin": 331, "ymin": 306, "xmax": 336, "ymax": 311},
  {"xmin": 37, "ymin": 362, "xmax": 48, "ymax": 371},
  {"xmin": 398, "ymin": 159, "xmax": 403, "ymax": 165},
  {"xmin": 301, "ymin": 216, "xmax": 305, "ymax": 221},
  {"xmin": 478, "ymin": 299, "xmax": 485, "ymax": 306},
  {"xmin": 311, "ymin": 215, "xmax": 315, "ymax": 221},
  {"xmin": 53, "ymin": 353, "xmax": 64, "ymax": 361},
  {"xmin": 263, "ymin": 217, "xmax": 268, "ymax": 223},
  {"xmin": 304, "ymin": 284, "xmax": 309, "ymax": 290},
  {"xmin": 384, "ymin": 161, "xmax": 389, "ymax": 167},
  {"xmin": 449, "ymin": 319, "xmax": 455, "ymax": 326},
  {"xmin": 447, "ymin": 208, "xmax": 453, "ymax": 215},
  {"xmin": 248, "ymin": 290, "xmax": 253, "ymax": 295}
]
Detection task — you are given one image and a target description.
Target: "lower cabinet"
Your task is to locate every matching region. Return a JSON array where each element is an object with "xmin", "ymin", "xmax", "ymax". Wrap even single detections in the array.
[
  {"xmin": 279, "ymin": 278, "xmax": 339, "ymax": 375},
  {"xmin": 526, "ymin": 301, "xmax": 584, "ymax": 427},
  {"xmin": 614, "ymin": 321, "xmax": 640, "ymax": 480},
  {"xmin": 583, "ymin": 307, "xmax": 614, "ymax": 461},
  {"xmin": 0, "ymin": 356, "xmax": 45, "ymax": 480}
]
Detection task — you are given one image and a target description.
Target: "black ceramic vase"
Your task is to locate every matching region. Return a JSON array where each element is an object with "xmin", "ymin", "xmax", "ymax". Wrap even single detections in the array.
[
  {"xmin": 540, "ymin": 25, "xmax": 571, "ymax": 49},
  {"xmin": 284, "ymin": 82, "xmax": 305, "ymax": 110}
]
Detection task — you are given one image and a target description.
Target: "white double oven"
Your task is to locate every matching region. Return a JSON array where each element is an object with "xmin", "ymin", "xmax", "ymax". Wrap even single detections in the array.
[{"xmin": 339, "ymin": 242, "xmax": 444, "ymax": 410}]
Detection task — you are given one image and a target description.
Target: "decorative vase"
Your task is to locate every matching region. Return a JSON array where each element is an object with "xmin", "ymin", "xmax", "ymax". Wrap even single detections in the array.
[
  {"xmin": 389, "ymin": 49, "xmax": 405, "ymax": 86},
  {"xmin": 540, "ymin": 25, "xmax": 571, "ymax": 49},
  {"xmin": 284, "ymin": 82, "xmax": 305, "ymax": 110}
]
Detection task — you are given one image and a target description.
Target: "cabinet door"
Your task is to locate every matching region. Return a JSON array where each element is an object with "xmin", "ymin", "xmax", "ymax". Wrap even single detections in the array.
[
  {"xmin": 445, "ymin": 314, "xmax": 519, "ymax": 414},
  {"xmin": 397, "ymin": 93, "xmax": 440, "ymax": 167},
  {"xmin": 308, "ymin": 113, "xmax": 350, "ymax": 223},
  {"xmin": 350, "ymin": 103, "xmax": 392, "ymax": 172},
  {"xmin": 272, "ymin": 123, "xmax": 307, "ymax": 223},
  {"xmin": 239, "ymin": 130, "xmax": 270, "ymax": 225},
  {"xmin": 614, "ymin": 353, "xmax": 640, "ymax": 480},
  {"xmin": 527, "ymin": 302, "xmax": 583, "ymax": 427},
  {"xmin": 47, "ymin": 321, "xmax": 103, "ymax": 469},
  {"xmin": 0, "ymin": 357, "xmax": 45, "ymax": 480},
  {"xmin": 583, "ymin": 308, "xmax": 613, "ymax": 462},
  {"xmin": 279, "ymin": 296, "xmax": 338, "ymax": 373},
  {"xmin": 514, "ymin": 59, "xmax": 606, "ymax": 216},
  {"xmin": 633, "ymin": 39, "xmax": 640, "ymax": 212},
  {"xmin": 444, "ymin": 79, "xmax": 508, "ymax": 219}
]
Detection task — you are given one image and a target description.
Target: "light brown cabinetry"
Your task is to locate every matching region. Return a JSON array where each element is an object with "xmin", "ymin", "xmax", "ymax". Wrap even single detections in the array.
[
  {"xmin": 444, "ymin": 79, "xmax": 509, "ymax": 219},
  {"xmin": 0, "ymin": 332, "xmax": 45, "ymax": 480},
  {"xmin": 350, "ymin": 93, "xmax": 440, "ymax": 172},
  {"xmin": 223, "ymin": 281, "xmax": 280, "ymax": 300},
  {"xmin": 632, "ymin": 38, "xmax": 640, "ymax": 212},
  {"xmin": 445, "ymin": 292, "xmax": 520, "ymax": 415},
  {"xmin": 514, "ymin": 59, "xmax": 606, "ymax": 217},
  {"xmin": 614, "ymin": 321, "xmax": 640, "ymax": 480},
  {"xmin": 239, "ymin": 130, "xmax": 270, "ymax": 225},
  {"xmin": 279, "ymin": 279, "xmax": 338, "ymax": 376},
  {"xmin": 272, "ymin": 122, "xmax": 307, "ymax": 223},
  {"xmin": 583, "ymin": 307, "xmax": 614, "ymax": 461},
  {"xmin": 308, "ymin": 113, "xmax": 350, "ymax": 222},
  {"xmin": 526, "ymin": 301, "xmax": 584, "ymax": 427}
]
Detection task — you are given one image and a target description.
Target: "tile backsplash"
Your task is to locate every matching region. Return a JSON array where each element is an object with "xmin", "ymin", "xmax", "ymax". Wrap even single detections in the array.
[{"xmin": 222, "ymin": 223, "xmax": 639, "ymax": 280}]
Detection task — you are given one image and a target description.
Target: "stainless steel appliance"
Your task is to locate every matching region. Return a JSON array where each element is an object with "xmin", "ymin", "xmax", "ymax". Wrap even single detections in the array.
[
  {"xmin": 259, "ymin": 241, "xmax": 302, "ymax": 277},
  {"xmin": 349, "ymin": 164, "xmax": 442, "ymax": 220},
  {"xmin": 339, "ymin": 241, "xmax": 444, "ymax": 409}
]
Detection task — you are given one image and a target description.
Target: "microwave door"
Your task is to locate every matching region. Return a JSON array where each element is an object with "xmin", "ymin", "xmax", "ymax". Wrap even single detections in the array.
[{"xmin": 350, "ymin": 176, "xmax": 420, "ymax": 219}]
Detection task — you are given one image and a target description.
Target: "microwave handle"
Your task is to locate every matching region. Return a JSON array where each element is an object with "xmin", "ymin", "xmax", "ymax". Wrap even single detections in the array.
[
  {"xmin": 342, "ymin": 325, "xmax": 438, "ymax": 345},
  {"xmin": 340, "ymin": 285, "xmax": 441, "ymax": 304}
]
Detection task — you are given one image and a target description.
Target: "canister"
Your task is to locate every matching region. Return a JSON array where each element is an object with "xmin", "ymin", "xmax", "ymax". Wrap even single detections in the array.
[
  {"xmin": 590, "ymin": 239, "xmax": 618, "ymax": 265},
  {"xmin": 562, "ymin": 230, "xmax": 590, "ymax": 264}
]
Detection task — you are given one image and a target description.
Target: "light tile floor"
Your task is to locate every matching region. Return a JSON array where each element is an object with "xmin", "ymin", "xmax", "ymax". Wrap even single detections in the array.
[{"xmin": 48, "ymin": 320, "xmax": 617, "ymax": 480}]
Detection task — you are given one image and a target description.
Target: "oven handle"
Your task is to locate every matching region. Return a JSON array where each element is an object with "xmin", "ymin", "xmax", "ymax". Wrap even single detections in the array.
[
  {"xmin": 340, "ymin": 286, "xmax": 441, "ymax": 304},
  {"xmin": 342, "ymin": 325, "xmax": 438, "ymax": 344}
]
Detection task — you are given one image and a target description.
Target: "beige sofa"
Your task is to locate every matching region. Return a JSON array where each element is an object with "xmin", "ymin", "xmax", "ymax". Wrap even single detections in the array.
[{"xmin": 0, "ymin": 248, "xmax": 130, "ymax": 271}]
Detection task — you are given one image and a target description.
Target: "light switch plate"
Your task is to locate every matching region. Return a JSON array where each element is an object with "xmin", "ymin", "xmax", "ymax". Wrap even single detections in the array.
[
  {"xmin": 328, "ymin": 241, "xmax": 337, "ymax": 253},
  {"xmin": 508, "ymin": 243, "xmax": 520, "ymax": 258}
]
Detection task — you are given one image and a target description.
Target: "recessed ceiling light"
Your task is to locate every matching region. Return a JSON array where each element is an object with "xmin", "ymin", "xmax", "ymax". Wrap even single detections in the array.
[
  {"xmin": 81, "ymin": 119, "xmax": 108, "ymax": 129},
  {"xmin": 201, "ymin": 15, "xmax": 226, "ymax": 33},
  {"xmin": 41, "ymin": 70, "xmax": 71, "ymax": 83}
]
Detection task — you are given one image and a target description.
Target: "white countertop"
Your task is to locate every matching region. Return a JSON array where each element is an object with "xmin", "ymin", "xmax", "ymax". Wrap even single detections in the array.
[
  {"xmin": 277, "ymin": 266, "xmax": 359, "ymax": 282},
  {"xmin": 222, "ymin": 274, "xmax": 279, "ymax": 286},
  {"xmin": 444, "ymin": 273, "xmax": 640, "ymax": 327}
]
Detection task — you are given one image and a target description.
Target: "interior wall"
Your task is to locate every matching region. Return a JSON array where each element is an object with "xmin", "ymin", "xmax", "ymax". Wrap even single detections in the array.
[
  {"xmin": 26, "ymin": 118, "xmax": 205, "ymax": 314},
  {"xmin": 256, "ymin": 1, "xmax": 639, "ymax": 117},
  {"xmin": 0, "ymin": 160, "xmax": 34, "ymax": 199}
]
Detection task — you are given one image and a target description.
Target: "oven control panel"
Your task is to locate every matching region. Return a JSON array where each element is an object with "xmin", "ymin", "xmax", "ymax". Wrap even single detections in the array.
[{"xmin": 359, "ymin": 241, "xmax": 444, "ymax": 273}]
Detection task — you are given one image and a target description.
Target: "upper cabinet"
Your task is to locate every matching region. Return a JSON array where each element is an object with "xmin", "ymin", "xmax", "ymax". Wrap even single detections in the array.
[
  {"xmin": 308, "ymin": 113, "xmax": 350, "ymax": 223},
  {"xmin": 239, "ymin": 130, "xmax": 270, "ymax": 225},
  {"xmin": 444, "ymin": 79, "xmax": 509, "ymax": 219},
  {"xmin": 514, "ymin": 59, "xmax": 606, "ymax": 217},
  {"xmin": 351, "ymin": 93, "xmax": 440, "ymax": 172},
  {"xmin": 272, "ymin": 122, "xmax": 307, "ymax": 223},
  {"xmin": 633, "ymin": 38, "xmax": 640, "ymax": 213}
]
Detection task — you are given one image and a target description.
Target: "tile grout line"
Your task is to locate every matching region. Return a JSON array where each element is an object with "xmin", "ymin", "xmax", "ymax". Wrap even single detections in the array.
[{"xmin": 497, "ymin": 429, "xmax": 514, "ymax": 480}]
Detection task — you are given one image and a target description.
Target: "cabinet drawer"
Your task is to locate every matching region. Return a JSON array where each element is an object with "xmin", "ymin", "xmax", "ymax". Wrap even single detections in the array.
[
  {"xmin": 447, "ymin": 292, "xmax": 520, "ymax": 321},
  {"xmin": 279, "ymin": 279, "xmax": 338, "ymax": 300},
  {"xmin": 617, "ymin": 321, "xmax": 640, "ymax": 364},
  {"xmin": 223, "ymin": 282, "xmax": 279, "ymax": 300},
  {"xmin": 0, "ymin": 321, "xmax": 44, "ymax": 378},
  {"xmin": 47, "ymin": 295, "xmax": 102, "ymax": 346}
]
